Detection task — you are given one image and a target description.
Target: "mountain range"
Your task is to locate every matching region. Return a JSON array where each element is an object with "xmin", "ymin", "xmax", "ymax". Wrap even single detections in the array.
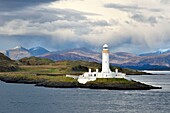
[
  {"xmin": 140, "ymin": 48, "xmax": 170, "ymax": 56},
  {"xmin": 1, "ymin": 46, "xmax": 170, "ymax": 70},
  {"xmin": 2, "ymin": 46, "xmax": 49, "ymax": 60}
]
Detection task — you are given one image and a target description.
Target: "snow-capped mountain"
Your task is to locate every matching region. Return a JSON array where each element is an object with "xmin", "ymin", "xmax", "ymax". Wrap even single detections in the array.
[
  {"xmin": 6, "ymin": 46, "xmax": 31, "ymax": 60},
  {"xmin": 1, "ymin": 46, "xmax": 50, "ymax": 60},
  {"xmin": 29, "ymin": 47, "xmax": 49, "ymax": 56},
  {"xmin": 0, "ymin": 50, "xmax": 6, "ymax": 55},
  {"xmin": 140, "ymin": 48, "xmax": 170, "ymax": 56}
]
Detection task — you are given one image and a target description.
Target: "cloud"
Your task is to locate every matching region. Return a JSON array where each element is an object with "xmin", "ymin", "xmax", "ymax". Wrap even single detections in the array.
[
  {"xmin": 0, "ymin": 0, "xmax": 170, "ymax": 54},
  {"xmin": 104, "ymin": 2, "xmax": 163, "ymax": 13},
  {"xmin": 131, "ymin": 14, "xmax": 157, "ymax": 25},
  {"xmin": 160, "ymin": 0, "xmax": 170, "ymax": 4},
  {"xmin": 0, "ymin": 7, "xmax": 93, "ymax": 25},
  {"xmin": 0, "ymin": 4, "xmax": 108, "ymax": 36},
  {"xmin": 104, "ymin": 3, "xmax": 144, "ymax": 12},
  {"xmin": 0, "ymin": 0, "xmax": 59, "ymax": 11}
]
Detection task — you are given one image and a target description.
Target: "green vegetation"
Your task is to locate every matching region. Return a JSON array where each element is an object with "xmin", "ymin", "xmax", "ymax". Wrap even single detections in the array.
[
  {"xmin": 53, "ymin": 60, "xmax": 102, "ymax": 73},
  {"xmin": 0, "ymin": 53, "xmax": 18, "ymax": 72},
  {"xmin": 18, "ymin": 60, "xmax": 102, "ymax": 74},
  {"xmin": 50, "ymin": 60, "xmax": 148, "ymax": 75},
  {"xmin": 0, "ymin": 73, "xmax": 130, "ymax": 84},
  {"xmin": 19, "ymin": 56, "xmax": 55, "ymax": 65},
  {"xmin": 90, "ymin": 78, "xmax": 133, "ymax": 84},
  {"xmin": 72, "ymin": 65, "xmax": 88, "ymax": 72},
  {"xmin": 0, "ymin": 73, "xmax": 76, "ymax": 83}
]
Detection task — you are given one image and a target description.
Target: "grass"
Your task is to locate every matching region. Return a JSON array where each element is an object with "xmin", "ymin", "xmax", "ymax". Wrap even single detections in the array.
[
  {"xmin": 0, "ymin": 73, "xmax": 134, "ymax": 85},
  {"xmin": 16, "ymin": 60, "xmax": 147, "ymax": 75},
  {"xmin": 19, "ymin": 56, "xmax": 55, "ymax": 65},
  {"xmin": 90, "ymin": 78, "xmax": 134, "ymax": 84},
  {"xmin": 0, "ymin": 53, "xmax": 18, "ymax": 72},
  {"xmin": 16, "ymin": 60, "xmax": 99, "ymax": 74},
  {"xmin": 0, "ymin": 73, "xmax": 77, "ymax": 83},
  {"xmin": 18, "ymin": 65, "xmax": 61, "ymax": 74}
]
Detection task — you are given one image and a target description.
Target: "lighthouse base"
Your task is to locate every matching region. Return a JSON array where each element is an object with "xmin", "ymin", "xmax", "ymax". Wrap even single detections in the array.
[{"xmin": 75, "ymin": 71, "xmax": 126, "ymax": 84}]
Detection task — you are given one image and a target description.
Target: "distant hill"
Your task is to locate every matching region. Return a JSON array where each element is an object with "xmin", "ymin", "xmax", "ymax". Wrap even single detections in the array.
[
  {"xmin": 40, "ymin": 47, "xmax": 99, "ymax": 62},
  {"xmin": 6, "ymin": 46, "xmax": 31, "ymax": 60},
  {"xmin": 29, "ymin": 47, "xmax": 49, "ymax": 56},
  {"xmin": 0, "ymin": 53, "xmax": 18, "ymax": 72},
  {"xmin": 2, "ymin": 46, "xmax": 50, "ymax": 60},
  {"xmin": 19, "ymin": 56, "xmax": 55, "ymax": 65},
  {"xmin": 109, "ymin": 52, "xmax": 137, "ymax": 64},
  {"xmin": 1, "ymin": 46, "xmax": 170, "ymax": 70},
  {"xmin": 140, "ymin": 48, "xmax": 170, "ymax": 56},
  {"xmin": 40, "ymin": 47, "xmax": 170, "ymax": 70},
  {"xmin": 114, "ymin": 53, "xmax": 170, "ymax": 70},
  {"xmin": 40, "ymin": 47, "xmax": 137, "ymax": 64}
]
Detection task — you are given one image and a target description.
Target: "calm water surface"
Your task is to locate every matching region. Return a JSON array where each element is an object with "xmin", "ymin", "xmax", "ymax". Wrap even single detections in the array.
[{"xmin": 0, "ymin": 74, "xmax": 170, "ymax": 113}]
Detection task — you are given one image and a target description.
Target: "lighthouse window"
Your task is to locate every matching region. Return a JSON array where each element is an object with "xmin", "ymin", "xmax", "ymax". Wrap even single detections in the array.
[
  {"xmin": 104, "ymin": 47, "xmax": 108, "ymax": 49},
  {"xmin": 105, "ymin": 61, "xmax": 107, "ymax": 63}
]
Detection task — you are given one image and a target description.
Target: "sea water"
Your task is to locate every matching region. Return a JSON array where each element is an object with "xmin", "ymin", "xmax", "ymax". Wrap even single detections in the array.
[{"xmin": 0, "ymin": 74, "xmax": 170, "ymax": 113}]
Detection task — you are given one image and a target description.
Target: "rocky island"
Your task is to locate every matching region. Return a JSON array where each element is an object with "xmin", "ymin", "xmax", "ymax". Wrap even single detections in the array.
[
  {"xmin": 0, "ymin": 74, "xmax": 161, "ymax": 90},
  {"xmin": 0, "ymin": 53, "xmax": 161, "ymax": 90}
]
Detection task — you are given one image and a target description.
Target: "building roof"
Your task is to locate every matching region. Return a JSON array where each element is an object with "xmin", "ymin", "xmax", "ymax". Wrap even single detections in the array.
[{"xmin": 103, "ymin": 44, "xmax": 108, "ymax": 48}]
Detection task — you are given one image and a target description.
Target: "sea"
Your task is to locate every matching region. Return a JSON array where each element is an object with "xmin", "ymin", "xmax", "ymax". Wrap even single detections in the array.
[{"xmin": 0, "ymin": 72, "xmax": 170, "ymax": 113}]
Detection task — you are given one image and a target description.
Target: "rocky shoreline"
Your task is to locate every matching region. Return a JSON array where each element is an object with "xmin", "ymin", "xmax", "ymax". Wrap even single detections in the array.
[
  {"xmin": 35, "ymin": 80, "xmax": 161, "ymax": 90},
  {"xmin": 0, "ymin": 75, "xmax": 161, "ymax": 90}
]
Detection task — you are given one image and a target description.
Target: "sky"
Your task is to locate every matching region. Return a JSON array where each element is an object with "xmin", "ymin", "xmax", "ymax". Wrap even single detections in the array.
[{"xmin": 0, "ymin": 0, "xmax": 170, "ymax": 54}]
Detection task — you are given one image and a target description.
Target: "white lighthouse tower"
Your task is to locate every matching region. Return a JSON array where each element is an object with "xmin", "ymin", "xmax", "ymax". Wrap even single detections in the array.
[{"xmin": 102, "ymin": 44, "xmax": 111, "ymax": 73}]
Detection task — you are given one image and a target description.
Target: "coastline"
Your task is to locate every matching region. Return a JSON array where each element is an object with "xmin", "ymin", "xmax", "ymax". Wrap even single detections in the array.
[
  {"xmin": 0, "ymin": 74, "xmax": 161, "ymax": 90},
  {"xmin": 36, "ymin": 80, "xmax": 161, "ymax": 90}
]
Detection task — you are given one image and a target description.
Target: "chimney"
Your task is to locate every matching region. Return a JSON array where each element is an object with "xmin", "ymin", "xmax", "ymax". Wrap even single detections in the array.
[
  {"xmin": 89, "ymin": 69, "xmax": 91, "ymax": 73},
  {"xmin": 115, "ymin": 69, "xmax": 118, "ymax": 73},
  {"xmin": 96, "ymin": 69, "xmax": 98, "ymax": 73}
]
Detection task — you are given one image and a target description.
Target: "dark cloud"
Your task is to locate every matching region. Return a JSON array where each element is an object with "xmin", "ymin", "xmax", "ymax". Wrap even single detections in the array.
[
  {"xmin": 0, "ymin": 35, "xmax": 92, "ymax": 51},
  {"xmin": 104, "ymin": 3, "xmax": 144, "ymax": 12},
  {"xmin": 0, "ymin": 4, "xmax": 105, "ymax": 36},
  {"xmin": 0, "ymin": 8, "xmax": 88, "ymax": 25},
  {"xmin": 90, "ymin": 20, "xmax": 111, "ymax": 26},
  {"xmin": 149, "ymin": 8, "xmax": 162, "ymax": 12},
  {"xmin": 104, "ymin": 3, "xmax": 162, "ymax": 13},
  {"xmin": 0, "ymin": 0, "xmax": 59, "ymax": 12},
  {"xmin": 131, "ymin": 14, "xmax": 157, "ymax": 25},
  {"xmin": 161, "ymin": 0, "xmax": 170, "ymax": 4},
  {"xmin": 0, "ymin": 35, "xmax": 50, "ymax": 49}
]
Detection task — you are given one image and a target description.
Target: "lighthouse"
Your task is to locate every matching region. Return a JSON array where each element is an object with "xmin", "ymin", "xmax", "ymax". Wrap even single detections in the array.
[
  {"xmin": 67, "ymin": 44, "xmax": 126, "ymax": 84},
  {"xmin": 102, "ymin": 44, "xmax": 111, "ymax": 73}
]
